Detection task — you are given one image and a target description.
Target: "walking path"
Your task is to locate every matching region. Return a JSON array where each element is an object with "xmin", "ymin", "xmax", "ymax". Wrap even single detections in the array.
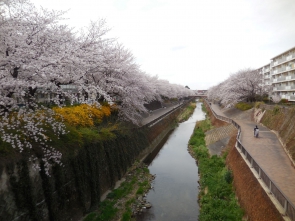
[
  {"xmin": 140, "ymin": 103, "xmax": 183, "ymax": 126},
  {"xmin": 210, "ymin": 103, "xmax": 295, "ymax": 206}
]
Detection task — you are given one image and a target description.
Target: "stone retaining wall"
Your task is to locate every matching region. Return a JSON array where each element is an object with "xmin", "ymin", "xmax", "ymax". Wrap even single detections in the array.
[{"xmin": 0, "ymin": 103, "xmax": 186, "ymax": 221}]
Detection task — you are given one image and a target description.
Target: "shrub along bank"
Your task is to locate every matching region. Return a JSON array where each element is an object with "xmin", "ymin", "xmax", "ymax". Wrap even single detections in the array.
[
  {"xmin": 188, "ymin": 109, "xmax": 244, "ymax": 221},
  {"xmin": 235, "ymin": 102, "xmax": 253, "ymax": 111}
]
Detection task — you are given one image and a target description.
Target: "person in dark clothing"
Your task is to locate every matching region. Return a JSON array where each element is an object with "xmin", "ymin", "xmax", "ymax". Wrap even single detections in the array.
[{"xmin": 254, "ymin": 125, "xmax": 259, "ymax": 137}]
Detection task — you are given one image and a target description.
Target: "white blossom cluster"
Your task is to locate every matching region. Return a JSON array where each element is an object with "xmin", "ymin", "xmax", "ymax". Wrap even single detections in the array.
[
  {"xmin": 0, "ymin": 0, "xmax": 194, "ymax": 123},
  {"xmin": 0, "ymin": 0, "xmax": 195, "ymax": 175},
  {"xmin": 271, "ymin": 95, "xmax": 281, "ymax": 103},
  {"xmin": 0, "ymin": 106, "xmax": 66, "ymax": 175},
  {"xmin": 207, "ymin": 68, "xmax": 271, "ymax": 106}
]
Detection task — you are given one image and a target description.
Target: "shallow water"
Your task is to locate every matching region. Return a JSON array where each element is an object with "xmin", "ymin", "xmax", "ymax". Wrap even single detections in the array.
[{"xmin": 137, "ymin": 101, "xmax": 205, "ymax": 221}]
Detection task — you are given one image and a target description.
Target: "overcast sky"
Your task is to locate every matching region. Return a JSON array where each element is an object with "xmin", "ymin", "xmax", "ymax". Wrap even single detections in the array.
[{"xmin": 30, "ymin": 0, "xmax": 295, "ymax": 90}]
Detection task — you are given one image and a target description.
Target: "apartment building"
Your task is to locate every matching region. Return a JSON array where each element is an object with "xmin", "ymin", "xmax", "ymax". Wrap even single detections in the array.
[
  {"xmin": 257, "ymin": 46, "xmax": 295, "ymax": 101},
  {"xmin": 271, "ymin": 46, "xmax": 295, "ymax": 101},
  {"xmin": 258, "ymin": 63, "xmax": 271, "ymax": 87}
]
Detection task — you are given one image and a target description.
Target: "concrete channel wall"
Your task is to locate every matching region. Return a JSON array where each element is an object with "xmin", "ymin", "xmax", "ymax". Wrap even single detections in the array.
[{"xmin": 0, "ymin": 98, "xmax": 193, "ymax": 221}]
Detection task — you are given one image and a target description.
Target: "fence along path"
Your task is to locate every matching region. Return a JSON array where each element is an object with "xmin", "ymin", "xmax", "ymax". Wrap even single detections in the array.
[{"xmin": 205, "ymin": 100, "xmax": 295, "ymax": 221}]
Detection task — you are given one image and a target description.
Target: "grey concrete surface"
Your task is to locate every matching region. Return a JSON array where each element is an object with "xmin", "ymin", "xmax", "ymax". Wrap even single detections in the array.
[{"xmin": 140, "ymin": 103, "xmax": 182, "ymax": 126}]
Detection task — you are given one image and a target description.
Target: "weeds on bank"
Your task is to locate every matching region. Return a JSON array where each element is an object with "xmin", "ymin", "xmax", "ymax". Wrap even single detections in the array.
[
  {"xmin": 83, "ymin": 162, "xmax": 151, "ymax": 221},
  {"xmin": 201, "ymin": 102, "xmax": 209, "ymax": 114},
  {"xmin": 189, "ymin": 119, "xmax": 243, "ymax": 221},
  {"xmin": 177, "ymin": 101, "xmax": 197, "ymax": 122},
  {"xmin": 235, "ymin": 102, "xmax": 253, "ymax": 111},
  {"xmin": 254, "ymin": 101, "xmax": 264, "ymax": 109}
]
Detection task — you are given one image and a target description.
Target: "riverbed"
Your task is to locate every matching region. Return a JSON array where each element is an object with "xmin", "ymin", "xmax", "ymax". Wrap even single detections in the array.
[{"xmin": 137, "ymin": 101, "xmax": 205, "ymax": 221}]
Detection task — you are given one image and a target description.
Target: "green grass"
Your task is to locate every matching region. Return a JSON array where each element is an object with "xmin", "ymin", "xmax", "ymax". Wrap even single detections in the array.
[
  {"xmin": 136, "ymin": 186, "xmax": 144, "ymax": 195},
  {"xmin": 83, "ymin": 178, "xmax": 134, "ymax": 221},
  {"xmin": 178, "ymin": 102, "xmax": 197, "ymax": 122},
  {"xmin": 189, "ymin": 116, "xmax": 243, "ymax": 221},
  {"xmin": 83, "ymin": 163, "xmax": 151, "ymax": 221},
  {"xmin": 106, "ymin": 178, "xmax": 136, "ymax": 200},
  {"xmin": 121, "ymin": 208, "xmax": 132, "ymax": 221},
  {"xmin": 96, "ymin": 201, "xmax": 118, "ymax": 221},
  {"xmin": 83, "ymin": 201, "xmax": 118, "ymax": 221},
  {"xmin": 83, "ymin": 212, "xmax": 97, "ymax": 221},
  {"xmin": 235, "ymin": 102, "xmax": 253, "ymax": 111}
]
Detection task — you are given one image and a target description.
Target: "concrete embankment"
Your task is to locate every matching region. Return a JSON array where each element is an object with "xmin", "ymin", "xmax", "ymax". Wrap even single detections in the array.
[{"xmin": 0, "ymin": 101, "xmax": 190, "ymax": 221}]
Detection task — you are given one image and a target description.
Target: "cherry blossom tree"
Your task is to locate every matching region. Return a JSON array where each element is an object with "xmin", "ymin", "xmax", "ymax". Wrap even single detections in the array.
[
  {"xmin": 271, "ymin": 94, "xmax": 281, "ymax": 103},
  {"xmin": 0, "ymin": 0, "xmax": 195, "ymax": 175},
  {"xmin": 0, "ymin": 0, "xmax": 112, "ymax": 175},
  {"xmin": 208, "ymin": 68, "xmax": 269, "ymax": 107}
]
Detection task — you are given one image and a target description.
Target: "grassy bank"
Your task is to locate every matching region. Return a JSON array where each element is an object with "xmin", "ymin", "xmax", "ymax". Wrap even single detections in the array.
[
  {"xmin": 235, "ymin": 102, "xmax": 253, "ymax": 111},
  {"xmin": 177, "ymin": 101, "xmax": 197, "ymax": 122},
  {"xmin": 83, "ymin": 161, "xmax": 154, "ymax": 221},
  {"xmin": 188, "ymin": 107, "xmax": 243, "ymax": 221}
]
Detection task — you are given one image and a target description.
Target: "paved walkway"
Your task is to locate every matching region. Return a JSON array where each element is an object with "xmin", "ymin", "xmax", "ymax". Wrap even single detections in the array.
[
  {"xmin": 210, "ymin": 103, "xmax": 295, "ymax": 206},
  {"xmin": 140, "ymin": 103, "xmax": 182, "ymax": 126}
]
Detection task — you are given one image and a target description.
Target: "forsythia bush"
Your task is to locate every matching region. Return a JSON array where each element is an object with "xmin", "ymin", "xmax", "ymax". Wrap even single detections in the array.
[{"xmin": 53, "ymin": 104, "xmax": 111, "ymax": 127}]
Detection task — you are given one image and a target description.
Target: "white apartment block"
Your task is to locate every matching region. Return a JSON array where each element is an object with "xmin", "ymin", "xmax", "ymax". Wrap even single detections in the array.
[
  {"xmin": 258, "ymin": 63, "xmax": 271, "ymax": 87},
  {"xmin": 258, "ymin": 46, "xmax": 295, "ymax": 101}
]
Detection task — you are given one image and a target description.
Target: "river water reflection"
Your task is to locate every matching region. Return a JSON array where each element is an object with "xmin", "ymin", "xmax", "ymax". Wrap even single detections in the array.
[{"xmin": 138, "ymin": 101, "xmax": 205, "ymax": 221}]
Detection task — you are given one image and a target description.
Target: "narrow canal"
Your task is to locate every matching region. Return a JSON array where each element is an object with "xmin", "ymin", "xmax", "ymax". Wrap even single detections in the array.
[{"xmin": 138, "ymin": 101, "xmax": 206, "ymax": 221}]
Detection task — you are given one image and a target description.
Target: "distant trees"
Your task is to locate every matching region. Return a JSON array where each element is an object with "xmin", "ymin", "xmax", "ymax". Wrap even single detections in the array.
[
  {"xmin": 0, "ymin": 0, "xmax": 194, "ymax": 174},
  {"xmin": 208, "ymin": 68, "xmax": 270, "ymax": 106}
]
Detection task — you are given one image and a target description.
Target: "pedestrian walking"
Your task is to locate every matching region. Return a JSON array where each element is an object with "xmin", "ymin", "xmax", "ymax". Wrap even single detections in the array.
[{"xmin": 254, "ymin": 125, "xmax": 259, "ymax": 138}]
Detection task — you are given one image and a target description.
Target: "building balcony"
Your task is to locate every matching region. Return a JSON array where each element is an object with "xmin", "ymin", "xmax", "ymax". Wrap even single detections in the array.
[
  {"xmin": 272, "ymin": 76, "xmax": 287, "ymax": 83},
  {"xmin": 273, "ymin": 85, "xmax": 295, "ymax": 91},
  {"xmin": 279, "ymin": 67, "xmax": 286, "ymax": 72},
  {"xmin": 271, "ymin": 66, "xmax": 295, "ymax": 75},
  {"xmin": 287, "ymin": 54, "xmax": 295, "ymax": 61},
  {"xmin": 286, "ymin": 75, "xmax": 295, "ymax": 80},
  {"xmin": 272, "ymin": 54, "xmax": 295, "ymax": 67},
  {"xmin": 272, "ymin": 75, "xmax": 295, "ymax": 83},
  {"xmin": 281, "ymin": 95, "xmax": 295, "ymax": 100},
  {"xmin": 278, "ymin": 76, "xmax": 287, "ymax": 81}
]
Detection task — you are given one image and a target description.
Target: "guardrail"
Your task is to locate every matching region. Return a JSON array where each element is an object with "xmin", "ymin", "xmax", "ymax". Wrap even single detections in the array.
[
  {"xmin": 205, "ymin": 100, "xmax": 295, "ymax": 221},
  {"xmin": 143, "ymin": 98, "xmax": 193, "ymax": 128}
]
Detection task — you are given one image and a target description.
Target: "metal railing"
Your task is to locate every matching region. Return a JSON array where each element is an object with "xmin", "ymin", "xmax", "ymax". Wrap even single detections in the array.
[
  {"xmin": 205, "ymin": 99, "xmax": 295, "ymax": 221},
  {"xmin": 142, "ymin": 98, "xmax": 194, "ymax": 128}
]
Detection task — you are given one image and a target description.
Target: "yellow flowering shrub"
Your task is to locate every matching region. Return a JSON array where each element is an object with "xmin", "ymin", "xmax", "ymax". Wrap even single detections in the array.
[{"xmin": 53, "ymin": 104, "xmax": 111, "ymax": 127}]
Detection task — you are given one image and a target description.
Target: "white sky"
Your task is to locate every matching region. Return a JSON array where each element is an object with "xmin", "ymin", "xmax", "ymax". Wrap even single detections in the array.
[{"xmin": 31, "ymin": 0, "xmax": 295, "ymax": 90}]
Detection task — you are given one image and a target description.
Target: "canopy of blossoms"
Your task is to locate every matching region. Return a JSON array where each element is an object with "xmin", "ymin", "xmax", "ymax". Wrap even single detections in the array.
[
  {"xmin": 207, "ymin": 68, "xmax": 271, "ymax": 107},
  {"xmin": 0, "ymin": 0, "xmax": 195, "ymax": 175}
]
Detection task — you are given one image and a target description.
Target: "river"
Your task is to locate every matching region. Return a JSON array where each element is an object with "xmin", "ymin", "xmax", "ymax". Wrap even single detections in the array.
[{"xmin": 137, "ymin": 101, "xmax": 205, "ymax": 221}]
